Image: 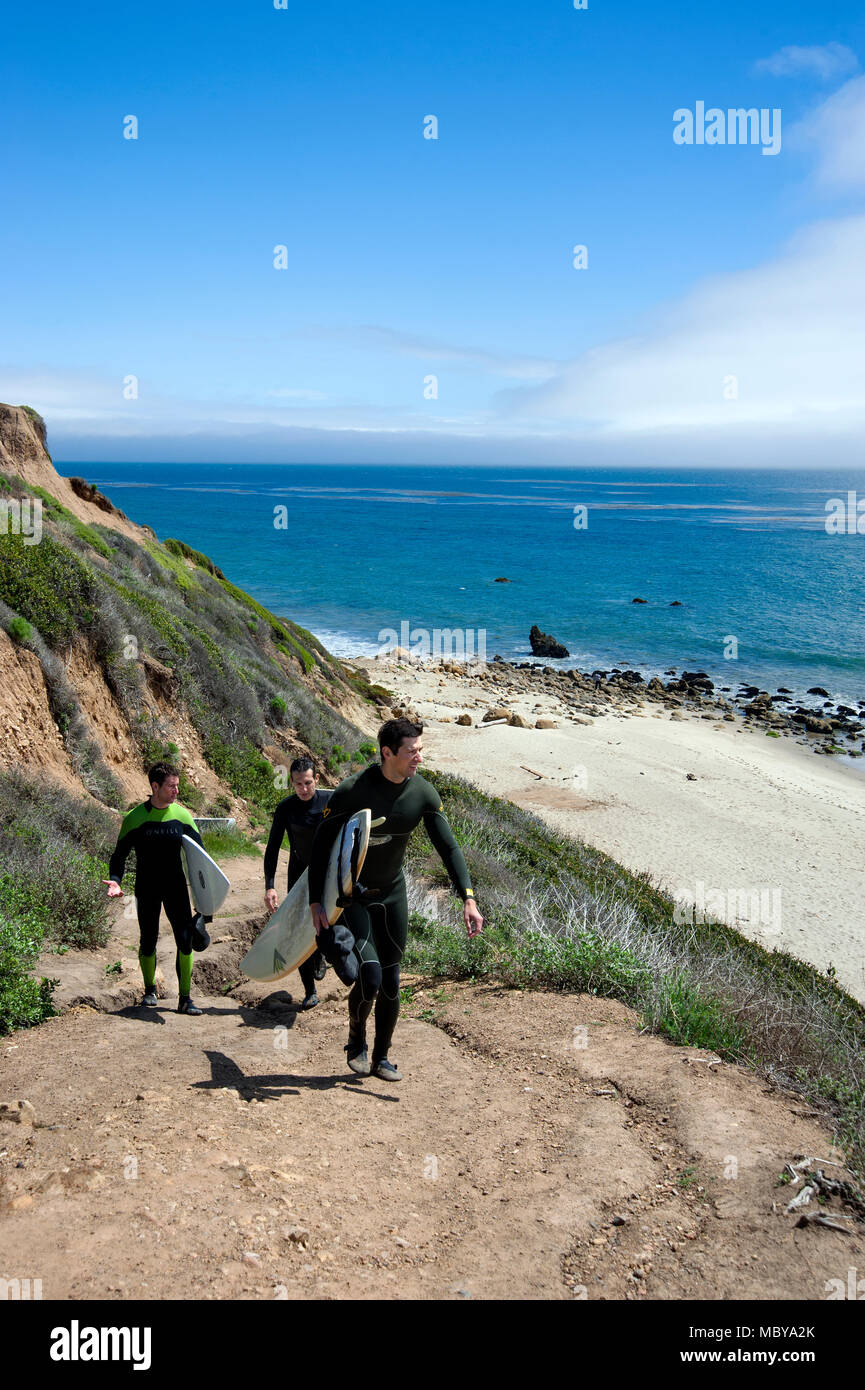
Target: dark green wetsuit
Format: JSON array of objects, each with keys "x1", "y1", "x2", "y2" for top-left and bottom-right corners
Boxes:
[
  {"x1": 108, "y1": 799, "x2": 203, "y2": 997},
  {"x1": 307, "y1": 765, "x2": 473, "y2": 1063}
]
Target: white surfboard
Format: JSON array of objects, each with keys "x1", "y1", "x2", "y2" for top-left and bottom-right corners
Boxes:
[
  {"x1": 182, "y1": 835, "x2": 231, "y2": 916},
  {"x1": 240, "y1": 809, "x2": 375, "y2": 983}
]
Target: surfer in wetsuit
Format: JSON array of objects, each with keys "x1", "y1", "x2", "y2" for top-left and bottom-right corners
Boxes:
[
  {"x1": 103, "y1": 762, "x2": 207, "y2": 1015},
  {"x1": 308, "y1": 718, "x2": 483, "y2": 1081},
  {"x1": 264, "y1": 757, "x2": 332, "y2": 1010}
]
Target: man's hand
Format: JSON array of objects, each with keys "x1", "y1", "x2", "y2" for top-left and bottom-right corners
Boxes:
[
  {"x1": 102, "y1": 879, "x2": 123, "y2": 899},
  {"x1": 464, "y1": 897, "x2": 484, "y2": 937},
  {"x1": 309, "y1": 903, "x2": 329, "y2": 936},
  {"x1": 265, "y1": 889, "x2": 278, "y2": 914}
]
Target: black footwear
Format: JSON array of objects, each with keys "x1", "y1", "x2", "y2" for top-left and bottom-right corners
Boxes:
[
  {"x1": 372, "y1": 1056, "x2": 402, "y2": 1081},
  {"x1": 313, "y1": 952, "x2": 327, "y2": 982},
  {"x1": 345, "y1": 1039, "x2": 370, "y2": 1076},
  {"x1": 301, "y1": 991, "x2": 319, "y2": 1011},
  {"x1": 177, "y1": 996, "x2": 203, "y2": 1015},
  {"x1": 190, "y1": 913, "x2": 211, "y2": 952},
  {"x1": 142, "y1": 987, "x2": 158, "y2": 1008}
]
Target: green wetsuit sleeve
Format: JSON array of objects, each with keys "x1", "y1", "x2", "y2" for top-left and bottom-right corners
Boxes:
[
  {"x1": 422, "y1": 793, "x2": 474, "y2": 901},
  {"x1": 174, "y1": 805, "x2": 204, "y2": 847},
  {"x1": 307, "y1": 780, "x2": 361, "y2": 905}
]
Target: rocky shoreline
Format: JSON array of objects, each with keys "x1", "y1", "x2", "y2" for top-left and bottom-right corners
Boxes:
[{"x1": 358, "y1": 651, "x2": 865, "y2": 759}]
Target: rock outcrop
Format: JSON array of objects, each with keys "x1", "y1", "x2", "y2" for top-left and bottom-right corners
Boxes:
[
  {"x1": 0, "y1": 405, "x2": 141, "y2": 542},
  {"x1": 529, "y1": 625, "x2": 569, "y2": 659}
]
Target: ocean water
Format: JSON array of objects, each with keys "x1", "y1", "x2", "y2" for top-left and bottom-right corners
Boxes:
[{"x1": 68, "y1": 463, "x2": 865, "y2": 708}]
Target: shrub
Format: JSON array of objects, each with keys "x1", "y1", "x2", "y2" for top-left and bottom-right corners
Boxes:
[
  {"x1": 7, "y1": 614, "x2": 34, "y2": 645},
  {"x1": 164, "y1": 537, "x2": 225, "y2": 579},
  {"x1": 0, "y1": 532, "x2": 100, "y2": 647},
  {"x1": 642, "y1": 977, "x2": 747, "y2": 1058},
  {"x1": 201, "y1": 827, "x2": 262, "y2": 861},
  {"x1": 0, "y1": 770, "x2": 116, "y2": 949},
  {"x1": 0, "y1": 911, "x2": 57, "y2": 1035}
]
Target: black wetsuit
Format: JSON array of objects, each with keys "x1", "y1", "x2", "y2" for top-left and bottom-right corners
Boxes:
[
  {"x1": 264, "y1": 788, "x2": 332, "y2": 996},
  {"x1": 307, "y1": 765, "x2": 473, "y2": 1063}
]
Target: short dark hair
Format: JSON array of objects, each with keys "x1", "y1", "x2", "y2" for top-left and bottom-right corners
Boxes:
[
  {"x1": 378, "y1": 718, "x2": 423, "y2": 757},
  {"x1": 148, "y1": 762, "x2": 180, "y2": 788},
  {"x1": 290, "y1": 756, "x2": 316, "y2": 778}
]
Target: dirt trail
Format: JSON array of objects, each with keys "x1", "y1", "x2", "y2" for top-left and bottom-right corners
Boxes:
[{"x1": 1, "y1": 856, "x2": 862, "y2": 1301}]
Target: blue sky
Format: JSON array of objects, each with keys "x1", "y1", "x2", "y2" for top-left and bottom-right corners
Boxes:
[{"x1": 2, "y1": 0, "x2": 865, "y2": 465}]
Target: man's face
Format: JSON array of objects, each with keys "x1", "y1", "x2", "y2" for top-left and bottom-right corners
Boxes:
[
  {"x1": 152, "y1": 774, "x2": 180, "y2": 805},
  {"x1": 385, "y1": 736, "x2": 422, "y2": 779},
  {"x1": 291, "y1": 769, "x2": 317, "y2": 801}
]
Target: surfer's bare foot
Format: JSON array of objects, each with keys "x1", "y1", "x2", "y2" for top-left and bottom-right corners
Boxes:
[
  {"x1": 177, "y1": 996, "x2": 203, "y2": 1016},
  {"x1": 372, "y1": 1057, "x2": 402, "y2": 1081}
]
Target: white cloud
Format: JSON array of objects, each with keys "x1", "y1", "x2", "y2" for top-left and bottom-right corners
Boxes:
[
  {"x1": 301, "y1": 323, "x2": 561, "y2": 380},
  {"x1": 789, "y1": 74, "x2": 865, "y2": 190},
  {"x1": 494, "y1": 214, "x2": 865, "y2": 436},
  {"x1": 754, "y1": 43, "x2": 859, "y2": 81},
  {"x1": 264, "y1": 387, "x2": 328, "y2": 402}
]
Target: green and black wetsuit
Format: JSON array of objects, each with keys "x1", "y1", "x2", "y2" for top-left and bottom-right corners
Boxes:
[
  {"x1": 108, "y1": 800, "x2": 203, "y2": 997},
  {"x1": 307, "y1": 765, "x2": 473, "y2": 1063}
]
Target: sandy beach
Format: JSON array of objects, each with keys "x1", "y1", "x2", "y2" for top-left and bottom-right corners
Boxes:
[{"x1": 356, "y1": 655, "x2": 865, "y2": 1006}]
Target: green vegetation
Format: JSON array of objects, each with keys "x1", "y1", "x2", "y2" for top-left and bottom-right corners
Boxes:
[
  {"x1": 404, "y1": 913, "x2": 649, "y2": 1004},
  {"x1": 200, "y1": 825, "x2": 262, "y2": 861},
  {"x1": 0, "y1": 531, "x2": 100, "y2": 646},
  {"x1": 0, "y1": 453, "x2": 363, "y2": 822},
  {"x1": 675, "y1": 1166, "x2": 702, "y2": 1192},
  {"x1": 142, "y1": 538, "x2": 200, "y2": 592},
  {"x1": 404, "y1": 767, "x2": 865, "y2": 1173},
  {"x1": 164, "y1": 537, "x2": 225, "y2": 579},
  {"x1": 344, "y1": 667, "x2": 394, "y2": 706},
  {"x1": 26, "y1": 481, "x2": 115, "y2": 559},
  {"x1": 327, "y1": 742, "x2": 350, "y2": 773},
  {"x1": 203, "y1": 735, "x2": 281, "y2": 814},
  {"x1": 19, "y1": 405, "x2": 44, "y2": 427},
  {"x1": 100, "y1": 574, "x2": 189, "y2": 664},
  {"x1": 7, "y1": 614, "x2": 34, "y2": 645},
  {"x1": 0, "y1": 912, "x2": 57, "y2": 1035},
  {"x1": 0, "y1": 769, "x2": 123, "y2": 1033},
  {"x1": 0, "y1": 471, "x2": 114, "y2": 559},
  {"x1": 642, "y1": 976, "x2": 747, "y2": 1055}
]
